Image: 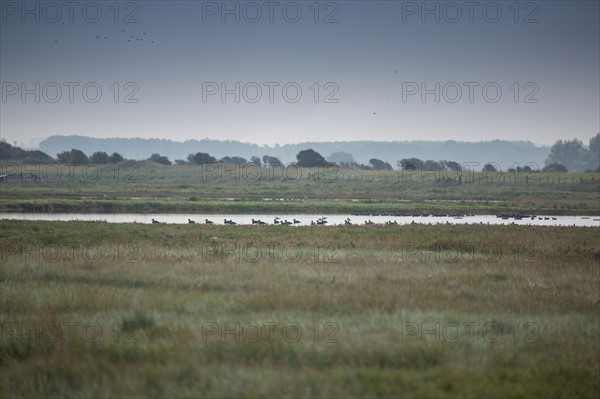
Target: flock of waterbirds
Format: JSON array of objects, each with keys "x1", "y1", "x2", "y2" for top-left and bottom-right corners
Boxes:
[
  {"x1": 51, "y1": 25, "x2": 156, "y2": 44},
  {"x1": 146, "y1": 213, "x2": 587, "y2": 226},
  {"x1": 151, "y1": 216, "x2": 328, "y2": 225}
]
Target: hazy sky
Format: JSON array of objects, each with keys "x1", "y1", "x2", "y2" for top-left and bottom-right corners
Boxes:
[{"x1": 1, "y1": 0, "x2": 598, "y2": 147}]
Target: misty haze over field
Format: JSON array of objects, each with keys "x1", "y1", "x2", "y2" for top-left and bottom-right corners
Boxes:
[
  {"x1": 1, "y1": 2, "x2": 599, "y2": 398},
  {"x1": 1, "y1": 1, "x2": 599, "y2": 146},
  {"x1": 39, "y1": 135, "x2": 550, "y2": 169}
]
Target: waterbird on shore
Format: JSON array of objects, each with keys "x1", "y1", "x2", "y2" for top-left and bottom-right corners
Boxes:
[
  {"x1": 205, "y1": 219, "x2": 214, "y2": 224},
  {"x1": 293, "y1": 219, "x2": 301, "y2": 224},
  {"x1": 151, "y1": 218, "x2": 160, "y2": 224},
  {"x1": 188, "y1": 219, "x2": 196, "y2": 224}
]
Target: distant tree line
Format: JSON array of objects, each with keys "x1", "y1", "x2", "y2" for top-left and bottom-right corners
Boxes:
[
  {"x1": 0, "y1": 141, "x2": 127, "y2": 165},
  {"x1": 147, "y1": 136, "x2": 600, "y2": 173},
  {"x1": 397, "y1": 159, "x2": 461, "y2": 172},
  {"x1": 544, "y1": 134, "x2": 599, "y2": 172},
  {"x1": 3, "y1": 136, "x2": 599, "y2": 173},
  {"x1": 395, "y1": 158, "x2": 575, "y2": 173},
  {"x1": 181, "y1": 152, "x2": 280, "y2": 167},
  {"x1": 58, "y1": 149, "x2": 124, "y2": 164},
  {"x1": 390, "y1": 135, "x2": 599, "y2": 173},
  {"x1": 0, "y1": 141, "x2": 54, "y2": 163}
]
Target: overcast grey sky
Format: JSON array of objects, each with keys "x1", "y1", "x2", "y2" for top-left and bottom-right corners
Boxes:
[{"x1": 1, "y1": 0, "x2": 598, "y2": 147}]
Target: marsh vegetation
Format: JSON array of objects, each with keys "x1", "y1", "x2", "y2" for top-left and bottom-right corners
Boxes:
[{"x1": 1, "y1": 220, "x2": 598, "y2": 397}]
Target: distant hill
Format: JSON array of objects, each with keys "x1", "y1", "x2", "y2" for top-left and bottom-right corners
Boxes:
[{"x1": 39, "y1": 135, "x2": 550, "y2": 170}]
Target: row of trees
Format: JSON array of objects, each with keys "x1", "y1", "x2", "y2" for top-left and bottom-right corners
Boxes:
[
  {"x1": 0, "y1": 142, "x2": 126, "y2": 165},
  {"x1": 397, "y1": 159, "x2": 462, "y2": 172},
  {"x1": 0, "y1": 141, "x2": 55, "y2": 163},
  {"x1": 3, "y1": 136, "x2": 598, "y2": 172},
  {"x1": 167, "y1": 149, "x2": 334, "y2": 168},
  {"x1": 545, "y1": 134, "x2": 599, "y2": 172},
  {"x1": 58, "y1": 149, "x2": 124, "y2": 164},
  {"x1": 153, "y1": 153, "x2": 279, "y2": 167},
  {"x1": 177, "y1": 137, "x2": 600, "y2": 172},
  {"x1": 338, "y1": 159, "x2": 393, "y2": 170}
]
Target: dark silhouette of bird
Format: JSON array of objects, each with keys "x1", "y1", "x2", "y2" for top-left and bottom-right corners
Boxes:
[
  {"x1": 205, "y1": 219, "x2": 214, "y2": 224},
  {"x1": 188, "y1": 219, "x2": 196, "y2": 224},
  {"x1": 151, "y1": 218, "x2": 160, "y2": 224}
]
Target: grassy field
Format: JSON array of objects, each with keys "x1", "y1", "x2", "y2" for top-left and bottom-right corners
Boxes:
[
  {"x1": 1, "y1": 162, "x2": 599, "y2": 215},
  {"x1": 1, "y1": 220, "x2": 598, "y2": 397}
]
